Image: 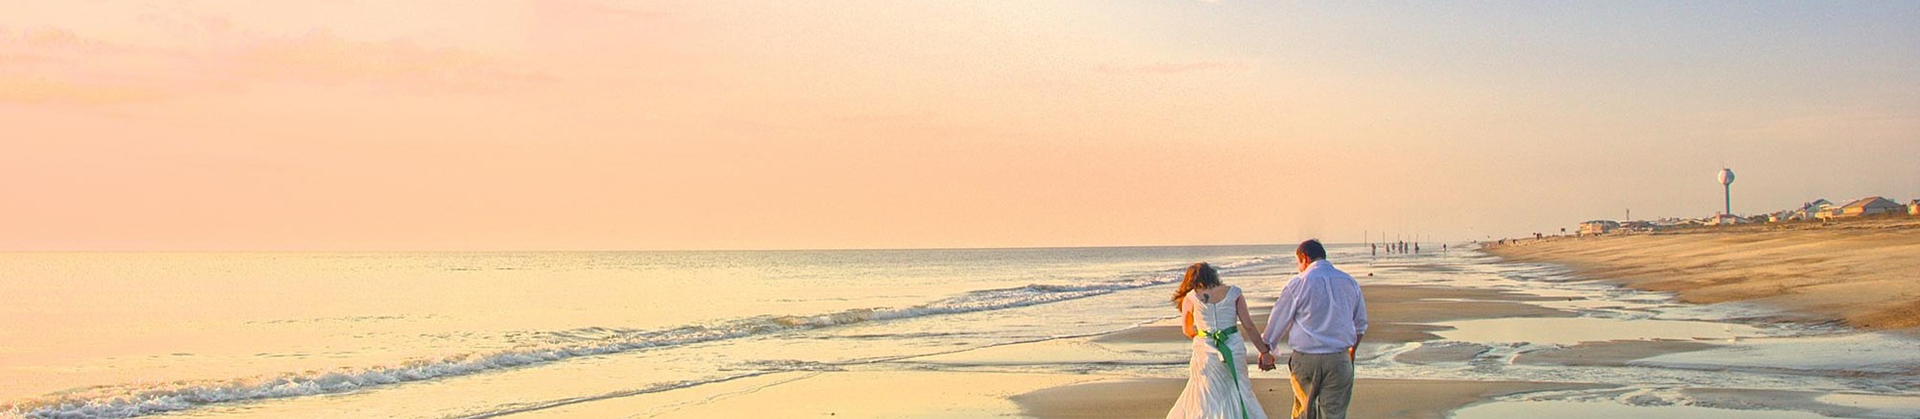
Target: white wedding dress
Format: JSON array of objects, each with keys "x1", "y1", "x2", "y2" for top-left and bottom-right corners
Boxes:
[{"x1": 1167, "y1": 285, "x2": 1269, "y2": 419}]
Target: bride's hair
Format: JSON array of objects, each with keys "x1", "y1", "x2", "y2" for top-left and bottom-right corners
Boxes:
[{"x1": 1171, "y1": 262, "x2": 1223, "y2": 308}]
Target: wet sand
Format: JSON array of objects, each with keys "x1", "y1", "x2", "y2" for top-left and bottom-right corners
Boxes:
[
  {"x1": 1093, "y1": 284, "x2": 1572, "y2": 346},
  {"x1": 1395, "y1": 341, "x2": 1492, "y2": 364},
  {"x1": 1512, "y1": 339, "x2": 1720, "y2": 367},
  {"x1": 1484, "y1": 225, "x2": 1920, "y2": 329},
  {"x1": 1017, "y1": 282, "x2": 1611, "y2": 419},
  {"x1": 499, "y1": 371, "x2": 1100, "y2": 419},
  {"x1": 1014, "y1": 378, "x2": 1607, "y2": 419}
]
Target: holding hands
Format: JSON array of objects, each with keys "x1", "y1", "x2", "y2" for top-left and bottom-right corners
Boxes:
[{"x1": 1256, "y1": 351, "x2": 1277, "y2": 371}]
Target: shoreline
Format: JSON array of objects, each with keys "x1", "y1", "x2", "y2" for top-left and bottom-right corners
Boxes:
[{"x1": 1482, "y1": 223, "x2": 1920, "y2": 330}]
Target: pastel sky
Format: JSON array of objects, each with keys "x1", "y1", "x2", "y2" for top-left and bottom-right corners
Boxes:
[{"x1": 3, "y1": 1, "x2": 1918, "y2": 251}]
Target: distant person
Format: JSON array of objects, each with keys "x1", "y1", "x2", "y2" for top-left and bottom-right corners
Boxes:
[
  {"x1": 1166, "y1": 262, "x2": 1272, "y2": 419},
  {"x1": 1259, "y1": 240, "x2": 1367, "y2": 419}
]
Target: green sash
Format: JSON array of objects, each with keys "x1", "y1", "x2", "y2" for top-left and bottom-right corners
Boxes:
[{"x1": 1200, "y1": 325, "x2": 1251, "y2": 419}]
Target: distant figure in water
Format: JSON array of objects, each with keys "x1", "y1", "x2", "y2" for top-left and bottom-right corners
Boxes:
[
  {"x1": 1166, "y1": 262, "x2": 1272, "y2": 419},
  {"x1": 1369, "y1": 243, "x2": 1376, "y2": 256}
]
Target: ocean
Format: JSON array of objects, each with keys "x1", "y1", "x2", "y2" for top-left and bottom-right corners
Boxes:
[{"x1": 0, "y1": 245, "x2": 1289, "y2": 419}]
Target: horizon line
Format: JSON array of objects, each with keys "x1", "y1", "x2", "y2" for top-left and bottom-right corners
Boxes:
[{"x1": 0, "y1": 240, "x2": 1469, "y2": 254}]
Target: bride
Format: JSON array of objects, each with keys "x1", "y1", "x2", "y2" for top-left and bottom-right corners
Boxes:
[{"x1": 1166, "y1": 262, "x2": 1271, "y2": 419}]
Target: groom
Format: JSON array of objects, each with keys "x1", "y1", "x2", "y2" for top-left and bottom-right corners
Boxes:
[{"x1": 1258, "y1": 239, "x2": 1368, "y2": 419}]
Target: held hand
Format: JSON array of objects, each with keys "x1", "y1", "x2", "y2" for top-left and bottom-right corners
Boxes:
[{"x1": 1257, "y1": 352, "x2": 1277, "y2": 371}]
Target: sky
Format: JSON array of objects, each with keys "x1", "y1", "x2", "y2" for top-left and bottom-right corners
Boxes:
[{"x1": 2, "y1": 1, "x2": 1918, "y2": 251}]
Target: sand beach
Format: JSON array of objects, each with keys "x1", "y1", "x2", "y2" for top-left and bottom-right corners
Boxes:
[{"x1": 1486, "y1": 220, "x2": 1920, "y2": 330}]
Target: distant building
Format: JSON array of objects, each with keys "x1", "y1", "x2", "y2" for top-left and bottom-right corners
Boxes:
[
  {"x1": 1708, "y1": 213, "x2": 1747, "y2": 226},
  {"x1": 1803, "y1": 199, "x2": 1835, "y2": 219},
  {"x1": 1578, "y1": 220, "x2": 1620, "y2": 236},
  {"x1": 1654, "y1": 217, "x2": 1701, "y2": 228},
  {"x1": 1817, "y1": 206, "x2": 1846, "y2": 221},
  {"x1": 1776, "y1": 199, "x2": 1834, "y2": 222},
  {"x1": 1620, "y1": 220, "x2": 1656, "y2": 232},
  {"x1": 1835, "y1": 196, "x2": 1904, "y2": 218}
]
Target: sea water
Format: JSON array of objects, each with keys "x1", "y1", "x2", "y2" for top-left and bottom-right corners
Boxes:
[{"x1": 0, "y1": 246, "x2": 1287, "y2": 419}]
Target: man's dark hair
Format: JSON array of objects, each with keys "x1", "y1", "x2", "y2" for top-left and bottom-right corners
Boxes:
[{"x1": 1297, "y1": 239, "x2": 1327, "y2": 261}]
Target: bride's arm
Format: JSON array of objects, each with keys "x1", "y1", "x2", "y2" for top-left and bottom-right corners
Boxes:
[
  {"x1": 1235, "y1": 295, "x2": 1271, "y2": 355},
  {"x1": 1181, "y1": 300, "x2": 1198, "y2": 339}
]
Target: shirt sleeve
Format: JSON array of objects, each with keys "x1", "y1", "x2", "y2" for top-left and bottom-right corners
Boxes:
[
  {"x1": 1263, "y1": 277, "x2": 1301, "y2": 350},
  {"x1": 1352, "y1": 284, "x2": 1369, "y2": 336}
]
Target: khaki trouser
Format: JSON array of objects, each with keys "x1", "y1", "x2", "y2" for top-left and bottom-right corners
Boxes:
[{"x1": 1287, "y1": 352, "x2": 1354, "y2": 419}]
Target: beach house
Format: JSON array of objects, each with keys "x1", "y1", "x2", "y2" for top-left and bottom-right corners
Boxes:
[
  {"x1": 1800, "y1": 199, "x2": 1833, "y2": 220},
  {"x1": 1620, "y1": 221, "x2": 1656, "y2": 232},
  {"x1": 1708, "y1": 213, "x2": 1746, "y2": 226},
  {"x1": 1772, "y1": 199, "x2": 1835, "y2": 222},
  {"x1": 1578, "y1": 220, "x2": 1620, "y2": 236},
  {"x1": 1834, "y1": 197, "x2": 1904, "y2": 218},
  {"x1": 1652, "y1": 218, "x2": 1699, "y2": 229}
]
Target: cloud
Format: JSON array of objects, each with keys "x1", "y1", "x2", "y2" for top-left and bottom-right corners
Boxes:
[
  {"x1": 0, "y1": 75, "x2": 169, "y2": 105},
  {"x1": 20, "y1": 27, "x2": 90, "y2": 49},
  {"x1": 534, "y1": 0, "x2": 670, "y2": 20},
  {"x1": 4, "y1": 26, "x2": 154, "y2": 60},
  {"x1": 231, "y1": 29, "x2": 540, "y2": 92},
  {"x1": 0, "y1": 23, "x2": 547, "y2": 106},
  {"x1": 0, "y1": 28, "x2": 177, "y2": 105},
  {"x1": 1093, "y1": 60, "x2": 1250, "y2": 75}
]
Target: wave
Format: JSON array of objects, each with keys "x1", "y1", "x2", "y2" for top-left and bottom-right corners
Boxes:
[
  {"x1": 1217, "y1": 255, "x2": 1280, "y2": 270},
  {"x1": 5, "y1": 255, "x2": 1283, "y2": 419}
]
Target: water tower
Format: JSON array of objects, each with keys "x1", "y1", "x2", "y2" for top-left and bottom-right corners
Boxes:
[{"x1": 1718, "y1": 168, "x2": 1736, "y2": 215}]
